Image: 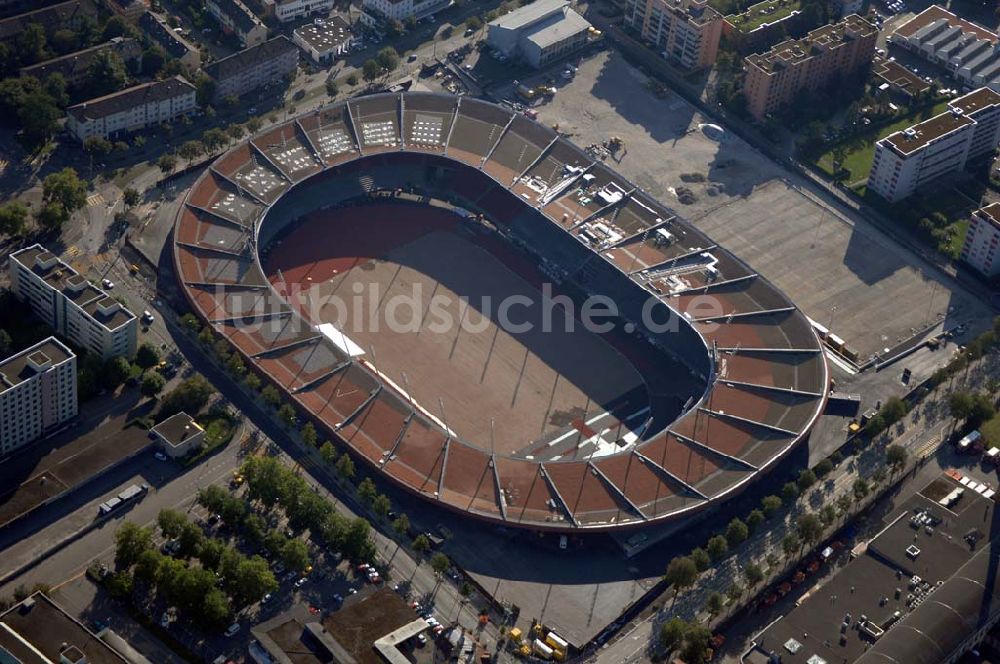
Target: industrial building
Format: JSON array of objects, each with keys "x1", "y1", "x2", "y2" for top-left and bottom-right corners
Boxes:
[
  {"x1": 890, "y1": 5, "x2": 1000, "y2": 93},
  {"x1": 867, "y1": 87, "x2": 1000, "y2": 202},
  {"x1": 65, "y1": 75, "x2": 198, "y2": 142},
  {"x1": 205, "y1": 36, "x2": 299, "y2": 102},
  {"x1": 0, "y1": 338, "x2": 77, "y2": 457},
  {"x1": 487, "y1": 0, "x2": 594, "y2": 69},
  {"x1": 961, "y1": 202, "x2": 1000, "y2": 278},
  {"x1": 624, "y1": 0, "x2": 723, "y2": 70},
  {"x1": 293, "y1": 16, "x2": 354, "y2": 64},
  {"x1": 743, "y1": 14, "x2": 877, "y2": 120},
  {"x1": 9, "y1": 244, "x2": 138, "y2": 360}
]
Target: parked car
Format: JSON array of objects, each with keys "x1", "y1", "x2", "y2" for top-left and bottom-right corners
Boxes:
[
  {"x1": 225, "y1": 623, "x2": 241, "y2": 636},
  {"x1": 154, "y1": 451, "x2": 168, "y2": 462}
]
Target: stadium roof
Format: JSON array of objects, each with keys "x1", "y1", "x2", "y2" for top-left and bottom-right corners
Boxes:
[{"x1": 173, "y1": 93, "x2": 828, "y2": 532}]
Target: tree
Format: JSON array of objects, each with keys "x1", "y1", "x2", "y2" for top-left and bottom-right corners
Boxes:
[
  {"x1": 680, "y1": 624, "x2": 713, "y2": 664},
  {"x1": 346, "y1": 73, "x2": 359, "y2": 86},
  {"x1": 102, "y1": 355, "x2": 131, "y2": 389},
  {"x1": 16, "y1": 24, "x2": 48, "y2": 65},
  {"x1": 705, "y1": 591, "x2": 724, "y2": 619},
  {"x1": 245, "y1": 372, "x2": 261, "y2": 392},
  {"x1": 134, "y1": 549, "x2": 163, "y2": 585},
  {"x1": 797, "y1": 468, "x2": 816, "y2": 492},
  {"x1": 853, "y1": 477, "x2": 870, "y2": 502},
  {"x1": 158, "y1": 508, "x2": 188, "y2": 539},
  {"x1": 430, "y1": 552, "x2": 450, "y2": 576},
  {"x1": 201, "y1": 127, "x2": 227, "y2": 153},
  {"x1": 881, "y1": 396, "x2": 908, "y2": 426},
  {"x1": 140, "y1": 46, "x2": 166, "y2": 76},
  {"x1": 178, "y1": 140, "x2": 203, "y2": 161},
  {"x1": 660, "y1": 617, "x2": 687, "y2": 651},
  {"x1": 86, "y1": 50, "x2": 128, "y2": 97},
  {"x1": 362, "y1": 58, "x2": 382, "y2": 83},
  {"x1": 746, "y1": 509, "x2": 765, "y2": 534},
  {"x1": 820, "y1": 504, "x2": 836, "y2": 526},
  {"x1": 413, "y1": 534, "x2": 430, "y2": 553},
  {"x1": 195, "y1": 76, "x2": 216, "y2": 107},
  {"x1": 664, "y1": 556, "x2": 698, "y2": 603},
  {"x1": 43, "y1": 168, "x2": 87, "y2": 218},
  {"x1": 725, "y1": 518, "x2": 748, "y2": 547},
  {"x1": 320, "y1": 441, "x2": 337, "y2": 464},
  {"x1": 796, "y1": 513, "x2": 823, "y2": 552},
  {"x1": 392, "y1": 513, "x2": 410, "y2": 537},
  {"x1": 706, "y1": 535, "x2": 728, "y2": 561},
  {"x1": 18, "y1": 90, "x2": 61, "y2": 149},
  {"x1": 326, "y1": 79, "x2": 339, "y2": 97},
  {"x1": 247, "y1": 116, "x2": 263, "y2": 133},
  {"x1": 226, "y1": 352, "x2": 245, "y2": 377},
  {"x1": 373, "y1": 494, "x2": 391, "y2": 519},
  {"x1": 278, "y1": 403, "x2": 297, "y2": 428},
  {"x1": 157, "y1": 153, "x2": 177, "y2": 174},
  {"x1": 781, "y1": 532, "x2": 799, "y2": 558},
  {"x1": 336, "y1": 452, "x2": 356, "y2": 481},
  {"x1": 358, "y1": 477, "x2": 377, "y2": 504},
  {"x1": 281, "y1": 538, "x2": 310, "y2": 573},
  {"x1": 230, "y1": 555, "x2": 277, "y2": 607},
  {"x1": 0, "y1": 201, "x2": 28, "y2": 236},
  {"x1": 466, "y1": 15, "x2": 483, "y2": 30},
  {"x1": 261, "y1": 384, "x2": 281, "y2": 408},
  {"x1": 226, "y1": 124, "x2": 245, "y2": 143},
  {"x1": 690, "y1": 547, "x2": 710, "y2": 572},
  {"x1": 782, "y1": 481, "x2": 800, "y2": 503},
  {"x1": 243, "y1": 514, "x2": 266, "y2": 545},
  {"x1": 198, "y1": 485, "x2": 228, "y2": 513},
  {"x1": 761, "y1": 494, "x2": 782, "y2": 518},
  {"x1": 136, "y1": 342, "x2": 160, "y2": 368},
  {"x1": 201, "y1": 587, "x2": 231, "y2": 627},
  {"x1": 743, "y1": 563, "x2": 764, "y2": 589},
  {"x1": 177, "y1": 520, "x2": 205, "y2": 557},
  {"x1": 969, "y1": 393, "x2": 996, "y2": 427},
  {"x1": 122, "y1": 186, "x2": 141, "y2": 209},
  {"x1": 377, "y1": 47, "x2": 400, "y2": 72},
  {"x1": 140, "y1": 371, "x2": 165, "y2": 397},
  {"x1": 101, "y1": 15, "x2": 133, "y2": 41},
  {"x1": 301, "y1": 422, "x2": 318, "y2": 447},
  {"x1": 886, "y1": 444, "x2": 908, "y2": 473},
  {"x1": 114, "y1": 521, "x2": 153, "y2": 568},
  {"x1": 814, "y1": 458, "x2": 834, "y2": 478},
  {"x1": 159, "y1": 374, "x2": 213, "y2": 417}
]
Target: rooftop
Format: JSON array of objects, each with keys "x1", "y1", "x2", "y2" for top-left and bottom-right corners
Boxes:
[
  {"x1": 872, "y1": 58, "x2": 931, "y2": 96},
  {"x1": 975, "y1": 202, "x2": 1000, "y2": 228},
  {"x1": 950, "y1": 85, "x2": 1000, "y2": 115},
  {"x1": 293, "y1": 16, "x2": 353, "y2": 53},
  {"x1": 523, "y1": 7, "x2": 592, "y2": 50},
  {"x1": 746, "y1": 14, "x2": 876, "y2": 73},
  {"x1": 151, "y1": 412, "x2": 204, "y2": 447},
  {"x1": 208, "y1": 0, "x2": 264, "y2": 35},
  {"x1": 19, "y1": 37, "x2": 140, "y2": 81},
  {"x1": 880, "y1": 108, "x2": 975, "y2": 156},
  {"x1": 321, "y1": 588, "x2": 420, "y2": 664},
  {"x1": 67, "y1": 76, "x2": 195, "y2": 123},
  {"x1": 205, "y1": 35, "x2": 298, "y2": 82},
  {"x1": 489, "y1": 0, "x2": 570, "y2": 30},
  {"x1": 0, "y1": 338, "x2": 73, "y2": 393},
  {"x1": 0, "y1": 0, "x2": 98, "y2": 40},
  {"x1": 893, "y1": 4, "x2": 997, "y2": 43},
  {"x1": 139, "y1": 11, "x2": 200, "y2": 60},
  {"x1": 0, "y1": 593, "x2": 126, "y2": 664}
]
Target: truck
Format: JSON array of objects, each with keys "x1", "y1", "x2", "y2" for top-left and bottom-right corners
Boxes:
[{"x1": 98, "y1": 483, "x2": 149, "y2": 516}]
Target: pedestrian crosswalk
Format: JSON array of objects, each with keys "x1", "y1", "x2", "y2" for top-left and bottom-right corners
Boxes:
[
  {"x1": 86, "y1": 193, "x2": 105, "y2": 207},
  {"x1": 915, "y1": 432, "x2": 943, "y2": 460}
]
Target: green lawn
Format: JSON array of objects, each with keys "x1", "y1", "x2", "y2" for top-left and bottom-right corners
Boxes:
[
  {"x1": 814, "y1": 99, "x2": 951, "y2": 184},
  {"x1": 983, "y1": 413, "x2": 1000, "y2": 450},
  {"x1": 726, "y1": 0, "x2": 802, "y2": 31}
]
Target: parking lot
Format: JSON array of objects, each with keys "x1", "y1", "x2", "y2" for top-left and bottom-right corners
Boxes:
[{"x1": 531, "y1": 49, "x2": 993, "y2": 360}]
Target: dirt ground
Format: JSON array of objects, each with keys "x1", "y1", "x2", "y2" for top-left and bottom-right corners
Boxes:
[{"x1": 265, "y1": 203, "x2": 650, "y2": 457}]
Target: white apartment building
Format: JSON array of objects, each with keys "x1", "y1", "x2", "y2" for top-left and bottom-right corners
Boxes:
[
  {"x1": 961, "y1": 203, "x2": 1000, "y2": 277},
  {"x1": 867, "y1": 87, "x2": 1000, "y2": 202},
  {"x1": 273, "y1": 0, "x2": 334, "y2": 22},
  {"x1": 0, "y1": 337, "x2": 77, "y2": 456},
  {"x1": 9, "y1": 245, "x2": 138, "y2": 360},
  {"x1": 65, "y1": 76, "x2": 197, "y2": 142},
  {"x1": 361, "y1": 0, "x2": 450, "y2": 25}
]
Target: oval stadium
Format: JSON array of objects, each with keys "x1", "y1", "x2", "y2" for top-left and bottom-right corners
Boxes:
[{"x1": 173, "y1": 92, "x2": 828, "y2": 533}]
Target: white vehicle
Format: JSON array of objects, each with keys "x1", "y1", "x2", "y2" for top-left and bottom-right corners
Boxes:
[
  {"x1": 225, "y1": 622, "x2": 241, "y2": 636},
  {"x1": 142, "y1": 310, "x2": 155, "y2": 324},
  {"x1": 102, "y1": 279, "x2": 114, "y2": 289},
  {"x1": 154, "y1": 451, "x2": 168, "y2": 461}
]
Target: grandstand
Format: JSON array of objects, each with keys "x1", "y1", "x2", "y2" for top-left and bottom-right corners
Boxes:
[{"x1": 174, "y1": 93, "x2": 828, "y2": 532}]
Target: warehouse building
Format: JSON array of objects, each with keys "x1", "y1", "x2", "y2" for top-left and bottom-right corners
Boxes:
[{"x1": 487, "y1": 0, "x2": 594, "y2": 69}]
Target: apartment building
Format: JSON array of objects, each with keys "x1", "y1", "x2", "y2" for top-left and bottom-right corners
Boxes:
[
  {"x1": 361, "y1": 0, "x2": 451, "y2": 25},
  {"x1": 205, "y1": 35, "x2": 299, "y2": 102},
  {"x1": 890, "y1": 5, "x2": 1000, "y2": 93},
  {"x1": 206, "y1": 0, "x2": 269, "y2": 48},
  {"x1": 623, "y1": 0, "x2": 723, "y2": 71},
  {"x1": 0, "y1": 338, "x2": 77, "y2": 456},
  {"x1": 742, "y1": 14, "x2": 877, "y2": 120},
  {"x1": 19, "y1": 37, "x2": 142, "y2": 88},
  {"x1": 0, "y1": 0, "x2": 98, "y2": 42},
  {"x1": 139, "y1": 11, "x2": 202, "y2": 70},
  {"x1": 9, "y1": 245, "x2": 138, "y2": 360},
  {"x1": 65, "y1": 75, "x2": 197, "y2": 142},
  {"x1": 867, "y1": 87, "x2": 1000, "y2": 202},
  {"x1": 487, "y1": 0, "x2": 593, "y2": 69},
  {"x1": 961, "y1": 203, "x2": 1000, "y2": 277},
  {"x1": 270, "y1": 0, "x2": 335, "y2": 23}
]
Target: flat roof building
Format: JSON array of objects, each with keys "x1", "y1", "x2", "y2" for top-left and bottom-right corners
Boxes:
[
  {"x1": 487, "y1": 0, "x2": 594, "y2": 69},
  {"x1": 743, "y1": 14, "x2": 877, "y2": 120},
  {"x1": 9, "y1": 244, "x2": 138, "y2": 360},
  {"x1": 206, "y1": 0, "x2": 269, "y2": 48},
  {"x1": 961, "y1": 203, "x2": 1000, "y2": 278},
  {"x1": 151, "y1": 412, "x2": 205, "y2": 458},
  {"x1": 872, "y1": 57, "x2": 932, "y2": 98},
  {"x1": 293, "y1": 16, "x2": 354, "y2": 65},
  {"x1": 65, "y1": 75, "x2": 197, "y2": 142},
  {"x1": 0, "y1": 338, "x2": 76, "y2": 457},
  {"x1": 624, "y1": 0, "x2": 723, "y2": 70},
  {"x1": 890, "y1": 5, "x2": 1000, "y2": 92},
  {"x1": 868, "y1": 86, "x2": 1000, "y2": 202},
  {"x1": 19, "y1": 37, "x2": 142, "y2": 88},
  {"x1": 205, "y1": 35, "x2": 299, "y2": 102}
]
